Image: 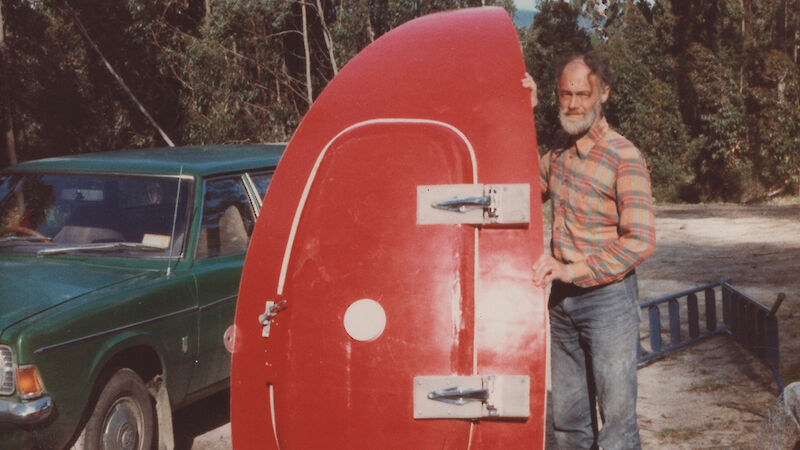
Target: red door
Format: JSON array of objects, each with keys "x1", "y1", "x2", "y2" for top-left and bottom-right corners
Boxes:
[
  {"x1": 232, "y1": 7, "x2": 546, "y2": 449},
  {"x1": 267, "y1": 121, "x2": 477, "y2": 447}
]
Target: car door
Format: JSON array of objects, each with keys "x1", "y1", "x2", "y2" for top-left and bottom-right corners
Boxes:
[{"x1": 188, "y1": 173, "x2": 259, "y2": 393}]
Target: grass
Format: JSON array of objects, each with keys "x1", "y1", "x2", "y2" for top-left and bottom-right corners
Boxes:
[
  {"x1": 686, "y1": 380, "x2": 728, "y2": 393},
  {"x1": 657, "y1": 425, "x2": 706, "y2": 443},
  {"x1": 765, "y1": 195, "x2": 800, "y2": 205}
]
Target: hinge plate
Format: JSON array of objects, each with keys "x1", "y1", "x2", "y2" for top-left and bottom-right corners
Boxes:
[
  {"x1": 417, "y1": 184, "x2": 529, "y2": 226},
  {"x1": 413, "y1": 375, "x2": 530, "y2": 419}
]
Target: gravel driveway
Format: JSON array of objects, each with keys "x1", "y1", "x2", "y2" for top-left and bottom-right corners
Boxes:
[{"x1": 184, "y1": 203, "x2": 800, "y2": 449}]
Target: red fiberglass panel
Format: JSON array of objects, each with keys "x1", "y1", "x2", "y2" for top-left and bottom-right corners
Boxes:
[{"x1": 232, "y1": 7, "x2": 546, "y2": 449}]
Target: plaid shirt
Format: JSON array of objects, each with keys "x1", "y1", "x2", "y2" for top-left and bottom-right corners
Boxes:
[{"x1": 540, "y1": 118, "x2": 655, "y2": 288}]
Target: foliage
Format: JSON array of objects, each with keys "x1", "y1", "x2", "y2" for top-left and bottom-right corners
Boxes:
[
  {"x1": 747, "y1": 50, "x2": 800, "y2": 193},
  {"x1": 600, "y1": 0, "x2": 691, "y2": 201},
  {"x1": 163, "y1": 0, "x2": 300, "y2": 144},
  {"x1": 523, "y1": 0, "x2": 800, "y2": 202},
  {"x1": 519, "y1": 0, "x2": 591, "y2": 148},
  {"x1": 1, "y1": 0, "x2": 799, "y2": 202}
]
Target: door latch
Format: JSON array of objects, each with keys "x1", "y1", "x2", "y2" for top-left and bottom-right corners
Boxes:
[
  {"x1": 427, "y1": 386, "x2": 489, "y2": 405},
  {"x1": 431, "y1": 194, "x2": 492, "y2": 214},
  {"x1": 417, "y1": 184, "x2": 529, "y2": 226},
  {"x1": 258, "y1": 300, "x2": 287, "y2": 338},
  {"x1": 414, "y1": 375, "x2": 530, "y2": 419}
]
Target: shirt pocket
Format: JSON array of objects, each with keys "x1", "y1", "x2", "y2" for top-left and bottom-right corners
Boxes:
[{"x1": 575, "y1": 176, "x2": 617, "y2": 223}]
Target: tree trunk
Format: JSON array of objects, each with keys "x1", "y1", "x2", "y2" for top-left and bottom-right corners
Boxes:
[
  {"x1": 740, "y1": 0, "x2": 745, "y2": 95},
  {"x1": 315, "y1": 0, "x2": 339, "y2": 75},
  {"x1": 65, "y1": 1, "x2": 175, "y2": 147},
  {"x1": 363, "y1": 0, "x2": 375, "y2": 42},
  {"x1": 795, "y1": 2, "x2": 799, "y2": 63},
  {"x1": 0, "y1": 0, "x2": 18, "y2": 167},
  {"x1": 778, "y1": 0, "x2": 786, "y2": 52},
  {"x1": 301, "y1": 1, "x2": 313, "y2": 104}
]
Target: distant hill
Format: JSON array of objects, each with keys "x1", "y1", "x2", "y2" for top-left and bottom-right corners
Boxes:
[{"x1": 513, "y1": 9, "x2": 536, "y2": 28}]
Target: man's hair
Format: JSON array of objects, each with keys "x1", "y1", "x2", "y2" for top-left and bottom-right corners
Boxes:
[{"x1": 556, "y1": 51, "x2": 617, "y2": 89}]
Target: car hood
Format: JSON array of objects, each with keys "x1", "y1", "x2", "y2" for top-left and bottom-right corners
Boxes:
[{"x1": 0, "y1": 255, "x2": 149, "y2": 335}]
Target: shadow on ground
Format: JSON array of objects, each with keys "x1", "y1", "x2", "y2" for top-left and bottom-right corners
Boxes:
[
  {"x1": 655, "y1": 203, "x2": 800, "y2": 220},
  {"x1": 172, "y1": 388, "x2": 230, "y2": 450}
]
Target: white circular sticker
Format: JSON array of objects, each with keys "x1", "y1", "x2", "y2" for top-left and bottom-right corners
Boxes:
[{"x1": 343, "y1": 299, "x2": 386, "y2": 342}]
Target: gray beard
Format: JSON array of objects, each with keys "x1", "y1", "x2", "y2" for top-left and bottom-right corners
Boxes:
[{"x1": 559, "y1": 98, "x2": 602, "y2": 136}]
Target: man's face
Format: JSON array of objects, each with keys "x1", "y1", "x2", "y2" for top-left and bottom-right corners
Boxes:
[{"x1": 557, "y1": 60, "x2": 610, "y2": 136}]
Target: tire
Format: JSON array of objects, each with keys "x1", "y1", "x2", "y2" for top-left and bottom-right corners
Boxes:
[{"x1": 74, "y1": 368, "x2": 155, "y2": 450}]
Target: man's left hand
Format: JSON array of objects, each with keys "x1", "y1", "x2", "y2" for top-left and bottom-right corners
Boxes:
[
  {"x1": 521, "y1": 72, "x2": 538, "y2": 108},
  {"x1": 532, "y1": 254, "x2": 570, "y2": 286}
]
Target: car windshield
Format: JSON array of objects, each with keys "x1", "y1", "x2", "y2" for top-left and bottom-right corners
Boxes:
[{"x1": 0, "y1": 172, "x2": 192, "y2": 257}]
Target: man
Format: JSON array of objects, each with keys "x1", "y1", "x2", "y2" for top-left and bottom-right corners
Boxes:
[{"x1": 523, "y1": 52, "x2": 656, "y2": 449}]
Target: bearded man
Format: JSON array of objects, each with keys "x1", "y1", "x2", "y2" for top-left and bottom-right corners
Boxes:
[{"x1": 523, "y1": 52, "x2": 656, "y2": 449}]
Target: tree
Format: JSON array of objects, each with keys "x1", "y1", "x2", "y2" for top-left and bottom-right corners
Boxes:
[
  {"x1": 519, "y1": 0, "x2": 592, "y2": 148},
  {"x1": 601, "y1": 0, "x2": 692, "y2": 201},
  {"x1": 161, "y1": 0, "x2": 299, "y2": 144},
  {"x1": 0, "y1": 0, "x2": 97, "y2": 162},
  {"x1": 64, "y1": 0, "x2": 175, "y2": 146},
  {"x1": 0, "y1": 0, "x2": 18, "y2": 167},
  {"x1": 46, "y1": 0, "x2": 185, "y2": 149},
  {"x1": 5, "y1": 0, "x2": 796, "y2": 202}
]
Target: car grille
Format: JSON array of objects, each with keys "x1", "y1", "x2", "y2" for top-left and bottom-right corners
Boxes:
[{"x1": 0, "y1": 346, "x2": 14, "y2": 395}]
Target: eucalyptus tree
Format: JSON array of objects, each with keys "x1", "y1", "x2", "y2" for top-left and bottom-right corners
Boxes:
[
  {"x1": 519, "y1": 0, "x2": 592, "y2": 148},
  {"x1": 600, "y1": 0, "x2": 692, "y2": 201},
  {"x1": 0, "y1": 0, "x2": 17, "y2": 167}
]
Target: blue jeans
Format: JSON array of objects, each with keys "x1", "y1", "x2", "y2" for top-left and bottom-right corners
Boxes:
[{"x1": 549, "y1": 273, "x2": 641, "y2": 450}]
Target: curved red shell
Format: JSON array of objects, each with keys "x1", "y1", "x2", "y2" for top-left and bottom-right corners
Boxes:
[{"x1": 232, "y1": 7, "x2": 546, "y2": 448}]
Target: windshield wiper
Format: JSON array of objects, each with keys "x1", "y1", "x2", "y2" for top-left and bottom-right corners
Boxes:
[
  {"x1": 0, "y1": 235, "x2": 52, "y2": 245},
  {"x1": 37, "y1": 242, "x2": 166, "y2": 256}
]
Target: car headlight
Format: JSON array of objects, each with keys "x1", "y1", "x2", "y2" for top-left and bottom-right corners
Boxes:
[{"x1": 0, "y1": 345, "x2": 14, "y2": 395}]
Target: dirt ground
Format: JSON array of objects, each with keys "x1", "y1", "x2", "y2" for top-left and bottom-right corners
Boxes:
[
  {"x1": 187, "y1": 202, "x2": 800, "y2": 449},
  {"x1": 636, "y1": 203, "x2": 800, "y2": 449}
]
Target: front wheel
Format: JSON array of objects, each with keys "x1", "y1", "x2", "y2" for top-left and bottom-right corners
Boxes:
[{"x1": 74, "y1": 368, "x2": 155, "y2": 450}]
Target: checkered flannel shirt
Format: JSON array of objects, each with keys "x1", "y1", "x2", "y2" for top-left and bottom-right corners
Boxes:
[{"x1": 540, "y1": 117, "x2": 656, "y2": 288}]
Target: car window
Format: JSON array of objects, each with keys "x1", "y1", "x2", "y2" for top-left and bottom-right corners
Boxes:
[
  {"x1": 248, "y1": 171, "x2": 274, "y2": 202},
  {"x1": 196, "y1": 176, "x2": 256, "y2": 259},
  {"x1": 0, "y1": 173, "x2": 191, "y2": 256}
]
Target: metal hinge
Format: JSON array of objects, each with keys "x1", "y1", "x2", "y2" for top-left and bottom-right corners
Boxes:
[
  {"x1": 417, "y1": 184, "x2": 529, "y2": 226},
  {"x1": 413, "y1": 375, "x2": 530, "y2": 419},
  {"x1": 427, "y1": 386, "x2": 489, "y2": 405},
  {"x1": 258, "y1": 300, "x2": 286, "y2": 338}
]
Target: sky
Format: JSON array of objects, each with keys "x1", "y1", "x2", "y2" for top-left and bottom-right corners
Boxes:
[{"x1": 514, "y1": 0, "x2": 536, "y2": 10}]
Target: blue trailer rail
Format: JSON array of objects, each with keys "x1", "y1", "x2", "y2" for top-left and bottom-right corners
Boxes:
[{"x1": 637, "y1": 279, "x2": 785, "y2": 393}]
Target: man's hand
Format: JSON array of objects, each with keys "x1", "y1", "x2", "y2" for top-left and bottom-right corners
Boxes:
[
  {"x1": 521, "y1": 72, "x2": 538, "y2": 108},
  {"x1": 532, "y1": 254, "x2": 570, "y2": 286}
]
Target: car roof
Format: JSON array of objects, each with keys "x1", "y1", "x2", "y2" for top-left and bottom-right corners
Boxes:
[{"x1": 2, "y1": 144, "x2": 286, "y2": 177}]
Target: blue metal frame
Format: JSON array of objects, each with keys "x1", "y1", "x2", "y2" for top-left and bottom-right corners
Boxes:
[{"x1": 637, "y1": 279, "x2": 785, "y2": 393}]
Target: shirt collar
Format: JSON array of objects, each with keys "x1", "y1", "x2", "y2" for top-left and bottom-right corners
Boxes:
[{"x1": 573, "y1": 117, "x2": 608, "y2": 159}]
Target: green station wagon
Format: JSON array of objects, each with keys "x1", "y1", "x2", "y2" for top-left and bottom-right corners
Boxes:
[{"x1": 0, "y1": 144, "x2": 284, "y2": 449}]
